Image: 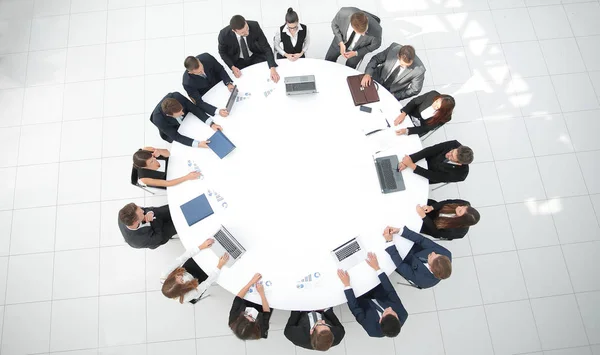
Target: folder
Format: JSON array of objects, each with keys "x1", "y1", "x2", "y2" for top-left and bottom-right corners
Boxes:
[
  {"x1": 347, "y1": 74, "x2": 380, "y2": 106},
  {"x1": 207, "y1": 130, "x2": 236, "y2": 159},
  {"x1": 180, "y1": 194, "x2": 214, "y2": 226}
]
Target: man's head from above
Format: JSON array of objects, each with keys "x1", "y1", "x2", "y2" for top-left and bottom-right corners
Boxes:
[
  {"x1": 161, "y1": 98, "x2": 184, "y2": 118},
  {"x1": 445, "y1": 146, "x2": 474, "y2": 165},
  {"x1": 184, "y1": 56, "x2": 204, "y2": 75},
  {"x1": 398, "y1": 45, "x2": 415, "y2": 68},
  {"x1": 428, "y1": 252, "x2": 452, "y2": 280},
  {"x1": 350, "y1": 12, "x2": 369, "y2": 35},
  {"x1": 230, "y1": 15, "x2": 249, "y2": 36},
  {"x1": 118, "y1": 203, "x2": 143, "y2": 227}
]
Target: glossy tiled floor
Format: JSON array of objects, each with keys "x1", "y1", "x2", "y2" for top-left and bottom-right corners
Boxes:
[{"x1": 1, "y1": 0, "x2": 600, "y2": 354}]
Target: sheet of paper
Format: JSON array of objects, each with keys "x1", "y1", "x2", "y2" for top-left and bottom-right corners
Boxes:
[{"x1": 366, "y1": 128, "x2": 399, "y2": 154}]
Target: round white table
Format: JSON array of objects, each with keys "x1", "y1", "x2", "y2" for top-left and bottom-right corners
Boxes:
[{"x1": 167, "y1": 58, "x2": 428, "y2": 311}]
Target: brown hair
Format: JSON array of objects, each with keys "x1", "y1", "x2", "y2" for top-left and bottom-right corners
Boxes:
[
  {"x1": 161, "y1": 98, "x2": 183, "y2": 116},
  {"x1": 431, "y1": 255, "x2": 452, "y2": 279},
  {"x1": 310, "y1": 327, "x2": 334, "y2": 351},
  {"x1": 457, "y1": 146, "x2": 474, "y2": 165},
  {"x1": 434, "y1": 203, "x2": 480, "y2": 229},
  {"x1": 398, "y1": 45, "x2": 415, "y2": 62},
  {"x1": 350, "y1": 12, "x2": 368, "y2": 33},
  {"x1": 427, "y1": 94, "x2": 455, "y2": 127},
  {"x1": 132, "y1": 149, "x2": 152, "y2": 168},
  {"x1": 230, "y1": 314, "x2": 261, "y2": 340},
  {"x1": 161, "y1": 267, "x2": 199, "y2": 304},
  {"x1": 118, "y1": 203, "x2": 139, "y2": 226},
  {"x1": 230, "y1": 15, "x2": 246, "y2": 30},
  {"x1": 184, "y1": 56, "x2": 200, "y2": 71}
]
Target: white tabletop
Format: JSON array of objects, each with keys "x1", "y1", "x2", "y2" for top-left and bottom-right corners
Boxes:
[{"x1": 167, "y1": 58, "x2": 428, "y2": 310}]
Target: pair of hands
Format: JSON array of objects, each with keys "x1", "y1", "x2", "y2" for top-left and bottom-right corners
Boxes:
[
  {"x1": 198, "y1": 238, "x2": 230, "y2": 269},
  {"x1": 195, "y1": 123, "x2": 223, "y2": 148},
  {"x1": 416, "y1": 204, "x2": 433, "y2": 218},
  {"x1": 284, "y1": 52, "x2": 303, "y2": 62},
  {"x1": 143, "y1": 211, "x2": 155, "y2": 223},
  {"x1": 382, "y1": 225, "x2": 401, "y2": 242},
  {"x1": 339, "y1": 43, "x2": 357, "y2": 59},
  {"x1": 397, "y1": 155, "x2": 416, "y2": 172},
  {"x1": 337, "y1": 252, "x2": 381, "y2": 287},
  {"x1": 394, "y1": 112, "x2": 408, "y2": 136},
  {"x1": 231, "y1": 66, "x2": 280, "y2": 83},
  {"x1": 249, "y1": 273, "x2": 266, "y2": 294}
]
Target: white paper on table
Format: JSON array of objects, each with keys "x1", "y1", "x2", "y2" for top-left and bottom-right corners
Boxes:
[{"x1": 366, "y1": 128, "x2": 399, "y2": 154}]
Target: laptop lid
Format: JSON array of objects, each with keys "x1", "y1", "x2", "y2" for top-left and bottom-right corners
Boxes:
[
  {"x1": 225, "y1": 85, "x2": 238, "y2": 112},
  {"x1": 180, "y1": 194, "x2": 214, "y2": 226}
]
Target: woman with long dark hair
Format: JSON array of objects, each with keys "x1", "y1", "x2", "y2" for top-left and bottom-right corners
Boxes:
[
  {"x1": 132, "y1": 147, "x2": 200, "y2": 189},
  {"x1": 394, "y1": 90, "x2": 455, "y2": 137},
  {"x1": 273, "y1": 8, "x2": 310, "y2": 60},
  {"x1": 229, "y1": 273, "x2": 272, "y2": 340},
  {"x1": 416, "y1": 199, "x2": 480, "y2": 240}
]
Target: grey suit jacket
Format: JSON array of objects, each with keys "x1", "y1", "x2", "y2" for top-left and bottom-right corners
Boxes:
[
  {"x1": 365, "y1": 42, "x2": 426, "y2": 100},
  {"x1": 331, "y1": 7, "x2": 382, "y2": 58}
]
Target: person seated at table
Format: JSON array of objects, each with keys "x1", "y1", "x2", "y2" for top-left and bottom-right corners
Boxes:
[
  {"x1": 183, "y1": 53, "x2": 234, "y2": 118},
  {"x1": 132, "y1": 147, "x2": 200, "y2": 189},
  {"x1": 399, "y1": 140, "x2": 473, "y2": 184},
  {"x1": 118, "y1": 202, "x2": 177, "y2": 249},
  {"x1": 394, "y1": 90, "x2": 455, "y2": 137},
  {"x1": 273, "y1": 8, "x2": 310, "y2": 61},
  {"x1": 382, "y1": 225, "x2": 452, "y2": 289},
  {"x1": 229, "y1": 273, "x2": 272, "y2": 340},
  {"x1": 361, "y1": 43, "x2": 425, "y2": 101},
  {"x1": 161, "y1": 238, "x2": 229, "y2": 304},
  {"x1": 325, "y1": 7, "x2": 382, "y2": 69},
  {"x1": 338, "y1": 253, "x2": 407, "y2": 338},
  {"x1": 150, "y1": 92, "x2": 222, "y2": 148},
  {"x1": 218, "y1": 15, "x2": 280, "y2": 83},
  {"x1": 284, "y1": 309, "x2": 345, "y2": 351},
  {"x1": 417, "y1": 199, "x2": 480, "y2": 240}
]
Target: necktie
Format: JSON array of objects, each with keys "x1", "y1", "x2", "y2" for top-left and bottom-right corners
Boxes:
[
  {"x1": 344, "y1": 31, "x2": 356, "y2": 49},
  {"x1": 371, "y1": 299, "x2": 385, "y2": 316},
  {"x1": 240, "y1": 37, "x2": 249, "y2": 59},
  {"x1": 383, "y1": 65, "x2": 402, "y2": 88},
  {"x1": 418, "y1": 256, "x2": 428, "y2": 263},
  {"x1": 199, "y1": 73, "x2": 207, "y2": 79},
  {"x1": 443, "y1": 158, "x2": 450, "y2": 163}
]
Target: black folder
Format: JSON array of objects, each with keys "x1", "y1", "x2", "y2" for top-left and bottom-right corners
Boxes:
[{"x1": 180, "y1": 194, "x2": 214, "y2": 226}]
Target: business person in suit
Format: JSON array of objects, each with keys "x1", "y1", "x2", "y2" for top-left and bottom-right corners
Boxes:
[
  {"x1": 273, "y1": 8, "x2": 310, "y2": 60},
  {"x1": 150, "y1": 92, "x2": 222, "y2": 148},
  {"x1": 399, "y1": 140, "x2": 473, "y2": 184},
  {"x1": 118, "y1": 203, "x2": 177, "y2": 249},
  {"x1": 338, "y1": 253, "x2": 407, "y2": 338},
  {"x1": 218, "y1": 15, "x2": 280, "y2": 82},
  {"x1": 362, "y1": 43, "x2": 426, "y2": 101},
  {"x1": 284, "y1": 309, "x2": 345, "y2": 351},
  {"x1": 229, "y1": 273, "x2": 272, "y2": 340},
  {"x1": 383, "y1": 226, "x2": 452, "y2": 289},
  {"x1": 183, "y1": 53, "x2": 234, "y2": 118},
  {"x1": 394, "y1": 90, "x2": 455, "y2": 137},
  {"x1": 325, "y1": 7, "x2": 382, "y2": 69},
  {"x1": 132, "y1": 147, "x2": 200, "y2": 189},
  {"x1": 417, "y1": 199, "x2": 480, "y2": 240}
]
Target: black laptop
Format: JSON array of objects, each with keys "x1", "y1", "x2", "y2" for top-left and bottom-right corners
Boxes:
[{"x1": 374, "y1": 155, "x2": 405, "y2": 194}]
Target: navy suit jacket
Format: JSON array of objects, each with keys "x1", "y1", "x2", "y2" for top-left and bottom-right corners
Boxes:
[
  {"x1": 385, "y1": 226, "x2": 452, "y2": 289},
  {"x1": 182, "y1": 53, "x2": 232, "y2": 116},
  {"x1": 343, "y1": 272, "x2": 408, "y2": 338}
]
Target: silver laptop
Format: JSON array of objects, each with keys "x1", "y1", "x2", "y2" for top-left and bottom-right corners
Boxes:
[
  {"x1": 225, "y1": 85, "x2": 239, "y2": 113},
  {"x1": 285, "y1": 75, "x2": 317, "y2": 95},
  {"x1": 374, "y1": 155, "x2": 406, "y2": 194},
  {"x1": 331, "y1": 237, "x2": 366, "y2": 270},
  {"x1": 211, "y1": 225, "x2": 246, "y2": 267}
]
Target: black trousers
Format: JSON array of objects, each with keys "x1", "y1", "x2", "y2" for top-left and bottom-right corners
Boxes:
[
  {"x1": 234, "y1": 53, "x2": 267, "y2": 69},
  {"x1": 324, "y1": 39, "x2": 366, "y2": 69},
  {"x1": 276, "y1": 53, "x2": 306, "y2": 59},
  {"x1": 182, "y1": 258, "x2": 208, "y2": 283}
]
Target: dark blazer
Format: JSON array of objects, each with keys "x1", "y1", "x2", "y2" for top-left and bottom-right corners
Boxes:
[
  {"x1": 330, "y1": 7, "x2": 383, "y2": 58},
  {"x1": 421, "y1": 199, "x2": 471, "y2": 240},
  {"x1": 229, "y1": 296, "x2": 272, "y2": 339},
  {"x1": 401, "y1": 90, "x2": 450, "y2": 136},
  {"x1": 284, "y1": 310, "x2": 345, "y2": 349},
  {"x1": 385, "y1": 226, "x2": 452, "y2": 289},
  {"x1": 218, "y1": 20, "x2": 277, "y2": 69},
  {"x1": 343, "y1": 272, "x2": 408, "y2": 338},
  {"x1": 149, "y1": 92, "x2": 211, "y2": 147},
  {"x1": 409, "y1": 140, "x2": 469, "y2": 184},
  {"x1": 182, "y1": 53, "x2": 233, "y2": 116},
  {"x1": 118, "y1": 205, "x2": 177, "y2": 249}
]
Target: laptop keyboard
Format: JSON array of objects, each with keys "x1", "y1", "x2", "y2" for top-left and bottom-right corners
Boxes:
[
  {"x1": 214, "y1": 230, "x2": 242, "y2": 259},
  {"x1": 335, "y1": 240, "x2": 361, "y2": 262},
  {"x1": 377, "y1": 159, "x2": 398, "y2": 190},
  {"x1": 288, "y1": 82, "x2": 316, "y2": 92}
]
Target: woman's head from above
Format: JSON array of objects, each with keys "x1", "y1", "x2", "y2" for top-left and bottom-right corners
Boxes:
[
  {"x1": 133, "y1": 150, "x2": 160, "y2": 170},
  {"x1": 231, "y1": 314, "x2": 261, "y2": 340},
  {"x1": 285, "y1": 7, "x2": 299, "y2": 29},
  {"x1": 162, "y1": 267, "x2": 199, "y2": 304}
]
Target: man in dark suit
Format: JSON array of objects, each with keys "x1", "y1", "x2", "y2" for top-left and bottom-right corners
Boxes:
[
  {"x1": 183, "y1": 53, "x2": 234, "y2": 118},
  {"x1": 325, "y1": 7, "x2": 382, "y2": 69},
  {"x1": 284, "y1": 309, "x2": 345, "y2": 351},
  {"x1": 218, "y1": 15, "x2": 280, "y2": 82},
  {"x1": 118, "y1": 203, "x2": 177, "y2": 249},
  {"x1": 338, "y1": 253, "x2": 408, "y2": 338},
  {"x1": 150, "y1": 92, "x2": 222, "y2": 148},
  {"x1": 399, "y1": 140, "x2": 473, "y2": 184},
  {"x1": 362, "y1": 43, "x2": 426, "y2": 101},
  {"x1": 383, "y1": 226, "x2": 452, "y2": 289}
]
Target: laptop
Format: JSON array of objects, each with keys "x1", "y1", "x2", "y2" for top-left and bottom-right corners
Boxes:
[
  {"x1": 374, "y1": 155, "x2": 406, "y2": 194},
  {"x1": 347, "y1": 74, "x2": 380, "y2": 106},
  {"x1": 285, "y1": 75, "x2": 317, "y2": 95},
  {"x1": 331, "y1": 237, "x2": 367, "y2": 270},
  {"x1": 211, "y1": 225, "x2": 246, "y2": 267},
  {"x1": 180, "y1": 194, "x2": 214, "y2": 226},
  {"x1": 225, "y1": 85, "x2": 239, "y2": 112}
]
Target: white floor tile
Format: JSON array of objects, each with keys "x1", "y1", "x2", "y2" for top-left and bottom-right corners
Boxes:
[
  {"x1": 469, "y1": 205, "x2": 516, "y2": 255},
  {"x1": 0, "y1": 211, "x2": 11, "y2": 256},
  {"x1": 0, "y1": 167, "x2": 16, "y2": 211},
  {"x1": 196, "y1": 335, "x2": 245, "y2": 355},
  {"x1": 25, "y1": 48, "x2": 67, "y2": 87},
  {"x1": 222, "y1": 0, "x2": 263, "y2": 25},
  {"x1": 540, "y1": 38, "x2": 586, "y2": 76},
  {"x1": 145, "y1": 240, "x2": 185, "y2": 291},
  {"x1": 394, "y1": 312, "x2": 444, "y2": 355},
  {"x1": 0, "y1": 19, "x2": 31, "y2": 55},
  {"x1": 475, "y1": 80, "x2": 522, "y2": 119},
  {"x1": 546, "y1": 347, "x2": 594, "y2": 355},
  {"x1": 60, "y1": 119, "x2": 103, "y2": 161},
  {"x1": 439, "y1": 235, "x2": 474, "y2": 258},
  {"x1": 426, "y1": 47, "x2": 471, "y2": 85},
  {"x1": 438, "y1": 83, "x2": 482, "y2": 123},
  {"x1": 524, "y1": 114, "x2": 574, "y2": 156},
  {"x1": 474, "y1": 251, "x2": 528, "y2": 304},
  {"x1": 63, "y1": 80, "x2": 105, "y2": 121},
  {"x1": 145, "y1": 36, "x2": 185, "y2": 75},
  {"x1": 438, "y1": 306, "x2": 494, "y2": 355},
  {"x1": 0, "y1": 127, "x2": 19, "y2": 167},
  {"x1": 105, "y1": 40, "x2": 145, "y2": 79},
  {"x1": 147, "y1": 291, "x2": 196, "y2": 342},
  {"x1": 53, "y1": 248, "x2": 100, "y2": 299},
  {"x1": 99, "y1": 245, "x2": 146, "y2": 295},
  {"x1": 552, "y1": 73, "x2": 600, "y2": 112},
  {"x1": 456, "y1": 11, "x2": 500, "y2": 46},
  {"x1": 457, "y1": 162, "x2": 505, "y2": 207},
  {"x1": 552, "y1": 195, "x2": 600, "y2": 244},
  {"x1": 194, "y1": 285, "x2": 236, "y2": 337},
  {"x1": 99, "y1": 293, "x2": 147, "y2": 347},
  {"x1": 70, "y1": 0, "x2": 107, "y2": 12},
  {"x1": 18, "y1": 123, "x2": 61, "y2": 165},
  {"x1": 149, "y1": 339, "x2": 196, "y2": 355},
  {"x1": 107, "y1": 0, "x2": 143, "y2": 9},
  {"x1": 503, "y1": 41, "x2": 548, "y2": 78},
  {"x1": 578, "y1": 150, "x2": 600, "y2": 194},
  {"x1": 0, "y1": 0, "x2": 34, "y2": 20},
  {"x1": 415, "y1": 14, "x2": 463, "y2": 49},
  {"x1": 22, "y1": 84, "x2": 64, "y2": 124},
  {"x1": 342, "y1": 322, "x2": 395, "y2": 355},
  {"x1": 6, "y1": 252, "x2": 54, "y2": 304},
  {"x1": 183, "y1": 1, "x2": 222, "y2": 35},
  {"x1": 68, "y1": 11, "x2": 107, "y2": 47},
  {"x1": 528, "y1": 5, "x2": 573, "y2": 40},
  {"x1": 10, "y1": 206, "x2": 56, "y2": 255},
  {"x1": 100, "y1": 197, "x2": 144, "y2": 247},
  {"x1": 537, "y1": 155, "x2": 588, "y2": 199},
  {"x1": 29, "y1": 15, "x2": 69, "y2": 51},
  {"x1": 576, "y1": 291, "x2": 600, "y2": 344},
  {"x1": 104, "y1": 76, "x2": 145, "y2": 117},
  {"x1": 0, "y1": 257, "x2": 7, "y2": 304},
  {"x1": 496, "y1": 158, "x2": 546, "y2": 203},
  {"x1": 0, "y1": 53, "x2": 27, "y2": 90},
  {"x1": 562, "y1": 241, "x2": 600, "y2": 292},
  {"x1": 57, "y1": 159, "x2": 102, "y2": 205},
  {"x1": 146, "y1": 3, "x2": 184, "y2": 39},
  {"x1": 485, "y1": 300, "x2": 541, "y2": 355},
  {"x1": 33, "y1": 0, "x2": 71, "y2": 17},
  {"x1": 102, "y1": 114, "x2": 145, "y2": 157},
  {"x1": 50, "y1": 298, "x2": 99, "y2": 352},
  {"x1": 65, "y1": 45, "x2": 106, "y2": 83},
  {"x1": 592, "y1": 194, "x2": 600, "y2": 225},
  {"x1": 14, "y1": 163, "x2": 59, "y2": 209},
  {"x1": 594, "y1": 345, "x2": 600, "y2": 355},
  {"x1": 55, "y1": 202, "x2": 101, "y2": 250},
  {"x1": 1, "y1": 302, "x2": 51, "y2": 355},
  {"x1": 297, "y1": 0, "x2": 338, "y2": 24},
  {"x1": 564, "y1": 110, "x2": 600, "y2": 152},
  {"x1": 531, "y1": 294, "x2": 588, "y2": 350},
  {"x1": 183, "y1": 32, "x2": 220, "y2": 63},
  {"x1": 391, "y1": 273, "x2": 437, "y2": 313},
  {"x1": 519, "y1": 245, "x2": 573, "y2": 298},
  {"x1": 485, "y1": 117, "x2": 534, "y2": 160},
  {"x1": 492, "y1": 8, "x2": 537, "y2": 43},
  {"x1": 506, "y1": 200, "x2": 560, "y2": 249},
  {"x1": 488, "y1": 0, "x2": 525, "y2": 8},
  {"x1": 514, "y1": 76, "x2": 562, "y2": 117},
  {"x1": 433, "y1": 257, "x2": 482, "y2": 310},
  {"x1": 590, "y1": 71, "x2": 600, "y2": 102},
  {"x1": 101, "y1": 156, "x2": 145, "y2": 200},
  {"x1": 144, "y1": 71, "x2": 182, "y2": 112},
  {"x1": 465, "y1": 43, "x2": 510, "y2": 85},
  {"x1": 577, "y1": 36, "x2": 600, "y2": 72},
  {"x1": 99, "y1": 344, "x2": 147, "y2": 355},
  {"x1": 443, "y1": 121, "x2": 493, "y2": 163},
  {"x1": 107, "y1": 7, "x2": 146, "y2": 43},
  {"x1": 564, "y1": 2, "x2": 600, "y2": 37},
  {"x1": 0, "y1": 88, "x2": 24, "y2": 127}
]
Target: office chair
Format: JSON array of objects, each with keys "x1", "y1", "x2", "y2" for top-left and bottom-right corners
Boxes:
[
  {"x1": 390, "y1": 272, "x2": 421, "y2": 289},
  {"x1": 431, "y1": 182, "x2": 449, "y2": 191},
  {"x1": 130, "y1": 167, "x2": 155, "y2": 195}
]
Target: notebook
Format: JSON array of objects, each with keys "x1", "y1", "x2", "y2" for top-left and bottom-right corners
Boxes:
[
  {"x1": 347, "y1": 74, "x2": 380, "y2": 106},
  {"x1": 180, "y1": 194, "x2": 214, "y2": 226},
  {"x1": 207, "y1": 130, "x2": 236, "y2": 159}
]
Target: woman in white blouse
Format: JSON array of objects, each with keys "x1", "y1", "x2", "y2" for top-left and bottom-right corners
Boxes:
[
  {"x1": 161, "y1": 238, "x2": 229, "y2": 304},
  {"x1": 273, "y1": 8, "x2": 310, "y2": 60},
  {"x1": 394, "y1": 90, "x2": 455, "y2": 137}
]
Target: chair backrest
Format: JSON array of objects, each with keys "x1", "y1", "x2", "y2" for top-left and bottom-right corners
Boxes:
[{"x1": 130, "y1": 166, "x2": 139, "y2": 186}]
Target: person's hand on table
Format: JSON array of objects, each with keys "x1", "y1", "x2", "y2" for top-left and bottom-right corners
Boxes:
[
  {"x1": 218, "y1": 109, "x2": 229, "y2": 117},
  {"x1": 383, "y1": 225, "x2": 401, "y2": 241},
  {"x1": 199, "y1": 238, "x2": 214, "y2": 250},
  {"x1": 339, "y1": 42, "x2": 347, "y2": 57},
  {"x1": 232, "y1": 66, "x2": 242, "y2": 78},
  {"x1": 227, "y1": 83, "x2": 235, "y2": 92},
  {"x1": 416, "y1": 205, "x2": 427, "y2": 218},
  {"x1": 270, "y1": 67, "x2": 280, "y2": 83},
  {"x1": 284, "y1": 53, "x2": 298, "y2": 62},
  {"x1": 197, "y1": 140, "x2": 210, "y2": 148},
  {"x1": 423, "y1": 205, "x2": 434, "y2": 213},
  {"x1": 337, "y1": 269, "x2": 350, "y2": 287},
  {"x1": 361, "y1": 74, "x2": 372, "y2": 87},
  {"x1": 398, "y1": 162, "x2": 407, "y2": 172},
  {"x1": 402, "y1": 155, "x2": 416, "y2": 170},
  {"x1": 186, "y1": 171, "x2": 202, "y2": 180},
  {"x1": 210, "y1": 123, "x2": 223, "y2": 131},
  {"x1": 250, "y1": 273, "x2": 262, "y2": 284},
  {"x1": 366, "y1": 252, "x2": 380, "y2": 271},
  {"x1": 394, "y1": 112, "x2": 407, "y2": 126},
  {"x1": 144, "y1": 211, "x2": 155, "y2": 223},
  {"x1": 294, "y1": 53, "x2": 303, "y2": 59},
  {"x1": 217, "y1": 253, "x2": 229, "y2": 269},
  {"x1": 256, "y1": 282, "x2": 265, "y2": 295},
  {"x1": 395, "y1": 128, "x2": 407, "y2": 136}
]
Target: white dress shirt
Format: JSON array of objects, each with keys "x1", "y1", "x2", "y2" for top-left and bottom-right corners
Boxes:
[
  {"x1": 273, "y1": 24, "x2": 310, "y2": 56},
  {"x1": 235, "y1": 33, "x2": 253, "y2": 59},
  {"x1": 420, "y1": 105, "x2": 437, "y2": 120},
  {"x1": 345, "y1": 25, "x2": 362, "y2": 51}
]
